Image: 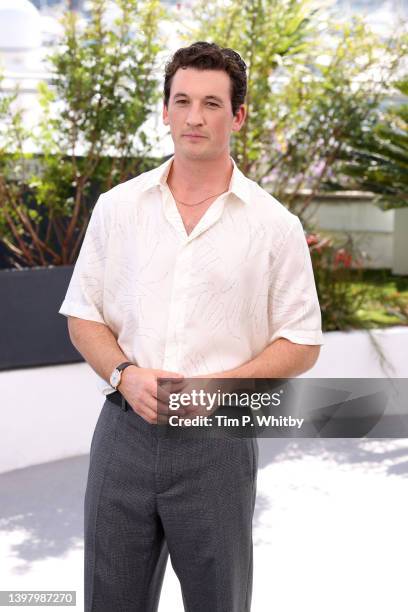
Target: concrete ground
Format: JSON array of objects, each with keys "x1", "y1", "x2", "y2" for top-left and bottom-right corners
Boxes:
[{"x1": 1, "y1": 437, "x2": 407, "y2": 612}]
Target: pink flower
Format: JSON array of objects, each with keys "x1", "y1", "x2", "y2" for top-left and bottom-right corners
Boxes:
[
  {"x1": 334, "y1": 249, "x2": 352, "y2": 268},
  {"x1": 306, "y1": 234, "x2": 319, "y2": 246}
]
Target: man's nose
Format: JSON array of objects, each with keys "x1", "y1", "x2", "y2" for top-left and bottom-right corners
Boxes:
[{"x1": 186, "y1": 103, "x2": 204, "y2": 126}]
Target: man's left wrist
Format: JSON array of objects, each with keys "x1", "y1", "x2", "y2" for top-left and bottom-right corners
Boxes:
[{"x1": 109, "y1": 361, "x2": 134, "y2": 390}]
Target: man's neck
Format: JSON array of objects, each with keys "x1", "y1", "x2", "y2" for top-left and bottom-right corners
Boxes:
[{"x1": 167, "y1": 152, "x2": 233, "y2": 198}]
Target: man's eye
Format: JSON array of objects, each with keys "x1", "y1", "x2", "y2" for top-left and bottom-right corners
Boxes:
[
  {"x1": 175, "y1": 100, "x2": 188, "y2": 105},
  {"x1": 207, "y1": 102, "x2": 219, "y2": 107}
]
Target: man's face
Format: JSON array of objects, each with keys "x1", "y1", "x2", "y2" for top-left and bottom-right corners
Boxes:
[{"x1": 163, "y1": 67, "x2": 246, "y2": 161}]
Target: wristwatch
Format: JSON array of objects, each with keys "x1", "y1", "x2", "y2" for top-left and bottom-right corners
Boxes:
[{"x1": 109, "y1": 361, "x2": 134, "y2": 391}]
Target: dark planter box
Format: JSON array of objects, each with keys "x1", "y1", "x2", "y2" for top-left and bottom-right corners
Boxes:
[{"x1": 0, "y1": 266, "x2": 83, "y2": 370}]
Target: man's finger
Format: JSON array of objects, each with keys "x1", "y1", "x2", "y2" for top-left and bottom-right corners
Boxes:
[
  {"x1": 156, "y1": 378, "x2": 185, "y2": 399},
  {"x1": 156, "y1": 398, "x2": 185, "y2": 416},
  {"x1": 156, "y1": 369, "x2": 184, "y2": 380},
  {"x1": 129, "y1": 403, "x2": 157, "y2": 424}
]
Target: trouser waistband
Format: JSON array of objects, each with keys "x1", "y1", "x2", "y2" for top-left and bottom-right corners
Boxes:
[{"x1": 106, "y1": 391, "x2": 128, "y2": 411}]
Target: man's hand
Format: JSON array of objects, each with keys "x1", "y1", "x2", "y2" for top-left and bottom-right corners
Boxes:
[
  {"x1": 166, "y1": 378, "x2": 248, "y2": 425},
  {"x1": 118, "y1": 366, "x2": 185, "y2": 424}
]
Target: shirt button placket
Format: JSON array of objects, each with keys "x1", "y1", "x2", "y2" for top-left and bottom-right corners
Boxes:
[{"x1": 162, "y1": 241, "x2": 192, "y2": 372}]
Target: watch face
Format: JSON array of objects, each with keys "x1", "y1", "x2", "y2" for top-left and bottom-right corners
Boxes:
[{"x1": 110, "y1": 369, "x2": 121, "y2": 388}]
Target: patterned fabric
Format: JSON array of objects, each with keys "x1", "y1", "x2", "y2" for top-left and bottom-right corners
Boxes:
[{"x1": 59, "y1": 156, "x2": 323, "y2": 382}]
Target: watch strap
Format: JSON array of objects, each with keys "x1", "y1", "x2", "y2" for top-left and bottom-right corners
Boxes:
[{"x1": 116, "y1": 361, "x2": 133, "y2": 373}]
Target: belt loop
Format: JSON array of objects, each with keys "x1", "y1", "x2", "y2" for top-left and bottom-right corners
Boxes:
[{"x1": 121, "y1": 395, "x2": 128, "y2": 412}]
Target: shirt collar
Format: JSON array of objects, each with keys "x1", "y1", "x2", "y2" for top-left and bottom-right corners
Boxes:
[{"x1": 139, "y1": 155, "x2": 251, "y2": 205}]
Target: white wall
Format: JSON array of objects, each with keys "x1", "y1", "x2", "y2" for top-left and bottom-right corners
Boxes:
[
  {"x1": 1, "y1": 326, "x2": 407, "y2": 475},
  {"x1": 393, "y1": 209, "x2": 408, "y2": 275},
  {"x1": 0, "y1": 362, "x2": 101, "y2": 475},
  {"x1": 309, "y1": 199, "x2": 396, "y2": 269}
]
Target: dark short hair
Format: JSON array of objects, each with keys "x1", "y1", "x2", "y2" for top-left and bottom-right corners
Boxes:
[{"x1": 163, "y1": 41, "x2": 247, "y2": 116}]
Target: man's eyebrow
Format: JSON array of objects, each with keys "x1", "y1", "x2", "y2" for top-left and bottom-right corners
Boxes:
[
  {"x1": 204, "y1": 95, "x2": 224, "y2": 104},
  {"x1": 173, "y1": 92, "x2": 224, "y2": 103}
]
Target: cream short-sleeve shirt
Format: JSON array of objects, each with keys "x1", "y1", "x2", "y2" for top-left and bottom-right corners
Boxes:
[{"x1": 59, "y1": 156, "x2": 323, "y2": 387}]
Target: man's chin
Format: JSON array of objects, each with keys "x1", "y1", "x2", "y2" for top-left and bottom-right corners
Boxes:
[{"x1": 176, "y1": 145, "x2": 218, "y2": 162}]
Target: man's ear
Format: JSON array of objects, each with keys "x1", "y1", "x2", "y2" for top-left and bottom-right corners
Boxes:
[
  {"x1": 232, "y1": 104, "x2": 246, "y2": 132},
  {"x1": 163, "y1": 102, "x2": 169, "y2": 126}
]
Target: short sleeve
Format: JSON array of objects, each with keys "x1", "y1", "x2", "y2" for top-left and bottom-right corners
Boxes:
[
  {"x1": 59, "y1": 195, "x2": 108, "y2": 323},
  {"x1": 268, "y1": 216, "x2": 323, "y2": 345}
]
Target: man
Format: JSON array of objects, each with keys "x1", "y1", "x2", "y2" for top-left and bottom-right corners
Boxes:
[{"x1": 60, "y1": 41, "x2": 323, "y2": 612}]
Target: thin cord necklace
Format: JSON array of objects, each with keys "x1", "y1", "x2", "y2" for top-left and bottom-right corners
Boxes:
[{"x1": 167, "y1": 184, "x2": 228, "y2": 207}]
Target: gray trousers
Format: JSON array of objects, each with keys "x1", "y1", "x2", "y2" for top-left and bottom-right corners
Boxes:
[{"x1": 84, "y1": 398, "x2": 258, "y2": 612}]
